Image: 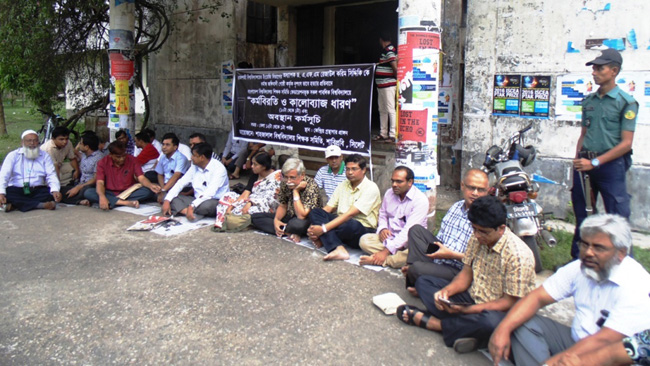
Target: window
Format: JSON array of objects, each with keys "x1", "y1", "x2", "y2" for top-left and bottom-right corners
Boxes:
[{"x1": 247, "y1": 2, "x2": 277, "y2": 44}]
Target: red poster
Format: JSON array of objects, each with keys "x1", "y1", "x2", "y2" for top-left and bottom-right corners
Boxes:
[
  {"x1": 398, "y1": 109, "x2": 428, "y2": 142},
  {"x1": 110, "y1": 53, "x2": 134, "y2": 80},
  {"x1": 397, "y1": 32, "x2": 440, "y2": 82}
]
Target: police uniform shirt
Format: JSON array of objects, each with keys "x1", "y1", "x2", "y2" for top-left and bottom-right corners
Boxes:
[{"x1": 581, "y1": 85, "x2": 638, "y2": 154}]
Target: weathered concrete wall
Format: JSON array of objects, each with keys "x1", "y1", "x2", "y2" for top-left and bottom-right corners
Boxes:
[
  {"x1": 462, "y1": 0, "x2": 650, "y2": 230},
  {"x1": 148, "y1": 1, "x2": 241, "y2": 151}
]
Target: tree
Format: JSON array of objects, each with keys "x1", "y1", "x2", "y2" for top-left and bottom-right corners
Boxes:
[{"x1": 0, "y1": 0, "x2": 228, "y2": 133}]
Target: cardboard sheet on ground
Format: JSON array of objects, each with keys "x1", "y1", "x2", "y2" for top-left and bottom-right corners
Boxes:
[
  {"x1": 252, "y1": 231, "x2": 386, "y2": 272},
  {"x1": 114, "y1": 203, "x2": 161, "y2": 216}
]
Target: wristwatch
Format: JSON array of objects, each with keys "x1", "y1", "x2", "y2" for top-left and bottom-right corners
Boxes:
[{"x1": 591, "y1": 158, "x2": 600, "y2": 167}]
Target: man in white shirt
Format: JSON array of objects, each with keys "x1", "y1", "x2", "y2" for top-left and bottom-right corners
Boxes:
[
  {"x1": 489, "y1": 213, "x2": 650, "y2": 366},
  {"x1": 161, "y1": 143, "x2": 229, "y2": 221},
  {"x1": 0, "y1": 130, "x2": 62, "y2": 212}
]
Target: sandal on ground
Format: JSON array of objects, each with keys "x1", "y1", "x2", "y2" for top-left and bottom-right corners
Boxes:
[
  {"x1": 373, "y1": 135, "x2": 388, "y2": 141},
  {"x1": 396, "y1": 304, "x2": 431, "y2": 329}
]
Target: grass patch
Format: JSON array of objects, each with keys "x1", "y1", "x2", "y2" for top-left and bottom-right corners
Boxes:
[{"x1": 1, "y1": 104, "x2": 43, "y2": 163}]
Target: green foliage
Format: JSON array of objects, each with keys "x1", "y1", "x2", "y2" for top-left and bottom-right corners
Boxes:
[{"x1": 0, "y1": 104, "x2": 42, "y2": 163}]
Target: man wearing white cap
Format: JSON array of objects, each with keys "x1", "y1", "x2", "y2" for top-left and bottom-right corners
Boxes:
[
  {"x1": 0, "y1": 130, "x2": 61, "y2": 212},
  {"x1": 314, "y1": 145, "x2": 346, "y2": 200}
]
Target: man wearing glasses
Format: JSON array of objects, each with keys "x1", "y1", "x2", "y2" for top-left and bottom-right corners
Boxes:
[
  {"x1": 489, "y1": 214, "x2": 650, "y2": 366},
  {"x1": 397, "y1": 196, "x2": 536, "y2": 354},
  {"x1": 402, "y1": 169, "x2": 489, "y2": 296},
  {"x1": 307, "y1": 154, "x2": 381, "y2": 261},
  {"x1": 251, "y1": 158, "x2": 322, "y2": 242}
]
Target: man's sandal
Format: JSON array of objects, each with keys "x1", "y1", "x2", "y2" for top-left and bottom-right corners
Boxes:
[{"x1": 396, "y1": 304, "x2": 431, "y2": 329}]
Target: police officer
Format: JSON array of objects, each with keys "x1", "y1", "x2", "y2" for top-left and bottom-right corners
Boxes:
[{"x1": 570, "y1": 49, "x2": 638, "y2": 259}]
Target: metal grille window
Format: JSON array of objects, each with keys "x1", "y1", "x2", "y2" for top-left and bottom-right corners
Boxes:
[{"x1": 247, "y1": 2, "x2": 277, "y2": 44}]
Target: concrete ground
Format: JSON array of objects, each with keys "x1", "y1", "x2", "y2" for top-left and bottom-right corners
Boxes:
[{"x1": 1, "y1": 205, "x2": 494, "y2": 365}]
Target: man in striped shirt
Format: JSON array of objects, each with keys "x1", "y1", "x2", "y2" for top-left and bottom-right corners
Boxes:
[
  {"x1": 374, "y1": 31, "x2": 398, "y2": 142},
  {"x1": 314, "y1": 145, "x2": 346, "y2": 200}
]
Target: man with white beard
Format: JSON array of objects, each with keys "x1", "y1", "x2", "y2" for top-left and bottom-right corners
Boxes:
[
  {"x1": 0, "y1": 130, "x2": 61, "y2": 212},
  {"x1": 488, "y1": 213, "x2": 650, "y2": 366}
]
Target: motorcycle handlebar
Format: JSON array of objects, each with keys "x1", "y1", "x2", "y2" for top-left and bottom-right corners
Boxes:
[{"x1": 519, "y1": 122, "x2": 533, "y2": 135}]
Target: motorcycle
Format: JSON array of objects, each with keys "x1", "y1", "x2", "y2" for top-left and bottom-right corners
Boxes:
[{"x1": 481, "y1": 123, "x2": 556, "y2": 273}]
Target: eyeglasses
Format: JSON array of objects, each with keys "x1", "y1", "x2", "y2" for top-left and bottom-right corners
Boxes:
[
  {"x1": 473, "y1": 227, "x2": 496, "y2": 237},
  {"x1": 578, "y1": 240, "x2": 614, "y2": 254},
  {"x1": 463, "y1": 184, "x2": 488, "y2": 193},
  {"x1": 345, "y1": 167, "x2": 361, "y2": 172}
]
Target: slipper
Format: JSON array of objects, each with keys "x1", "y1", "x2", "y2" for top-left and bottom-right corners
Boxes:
[
  {"x1": 373, "y1": 135, "x2": 388, "y2": 141},
  {"x1": 396, "y1": 305, "x2": 431, "y2": 329},
  {"x1": 229, "y1": 174, "x2": 240, "y2": 180}
]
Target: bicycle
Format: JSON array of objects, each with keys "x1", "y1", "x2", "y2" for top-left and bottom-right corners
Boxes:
[{"x1": 37, "y1": 109, "x2": 66, "y2": 144}]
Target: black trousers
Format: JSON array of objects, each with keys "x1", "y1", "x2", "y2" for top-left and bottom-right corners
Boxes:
[
  {"x1": 405, "y1": 225, "x2": 461, "y2": 287},
  {"x1": 5, "y1": 186, "x2": 53, "y2": 212},
  {"x1": 251, "y1": 212, "x2": 310, "y2": 236},
  {"x1": 415, "y1": 275, "x2": 506, "y2": 347}
]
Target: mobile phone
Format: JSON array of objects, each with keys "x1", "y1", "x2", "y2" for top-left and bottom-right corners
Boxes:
[
  {"x1": 439, "y1": 298, "x2": 472, "y2": 306},
  {"x1": 426, "y1": 243, "x2": 440, "y2": 254},
  {"x1": 426, "y1": 236, "x2": 442, "y2": 254}
]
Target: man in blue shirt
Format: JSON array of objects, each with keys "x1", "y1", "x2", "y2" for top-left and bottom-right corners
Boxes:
[{"x1": 155, "y1": 133, "x2": 190, "y2": 203}]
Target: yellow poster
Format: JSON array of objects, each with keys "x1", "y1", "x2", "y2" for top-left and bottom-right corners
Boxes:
[{"x1": 115, "y1": 80, "x2": 129, "y2": 115}]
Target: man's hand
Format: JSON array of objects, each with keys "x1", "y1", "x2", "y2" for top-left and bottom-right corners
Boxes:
[
  {"x1": 378, "y1": 228, "x2": 393, "y2": 242},
  {"x1": 0, "y1": 194, "x2": 6, "y2": 205},
  {"x1": 157, "y1": 191, "x2": 166, "y2": 204},
  {"x1": 573, "y1": 158, "x2": 594, "y2": 172},
  {"x1": 241, "y1": 202, "x2": 252, "y2": 214},
  {"x1": 161, "y1": 201, "x2": 172, "y2": 216},
  {"x1": 186, "y1": 205, "x2": 195, "y2": 221},
  {"x1": 66, "y1": 186, "x2": 81, "y2": 198},
  {"x1": 99, "y1": 195, "x2": 110, "y2": 210},
  {"x1": 148, "y1": 183, "x2": 162, "y2": 194},
  {"x1": 308, "y1": 224, "x2": 324, "y2": 238},
  {"x1": 294, "y1": 181, "x2": 307, "y2": 192},
  {"x1": 488, "y1": 326, "x2": 512, "y2": 365},
  {"x1": 72, "y1": 169, "x2": 80, "y2": 181},
  {"x1": 274, "y1": 219, "x2": 286, "y2": 237},
  {"x1": 426, "y1": 242, "x2": 454, "y2": 260},
  {"x1": 52, "y1": 191, "x2": 62, "y2": 202}
]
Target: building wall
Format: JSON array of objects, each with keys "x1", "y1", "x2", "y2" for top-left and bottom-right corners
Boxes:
[{"x1": 462, "y1": 0, "x2": 650, "y2": 229}]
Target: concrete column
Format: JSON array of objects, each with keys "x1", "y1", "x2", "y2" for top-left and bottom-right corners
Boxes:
[{"x1": 397, "y1": 0, "x2": 443, "y2": 227}]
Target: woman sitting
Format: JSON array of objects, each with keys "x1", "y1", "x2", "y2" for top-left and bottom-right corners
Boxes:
[{"x1": 214, "y1": 152, "x2": 282, "y2": 229}]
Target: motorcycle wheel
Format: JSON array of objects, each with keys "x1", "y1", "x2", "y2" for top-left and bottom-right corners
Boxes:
[{"x1": 522, "y1": 235, "x2": 543, "y2": 273}]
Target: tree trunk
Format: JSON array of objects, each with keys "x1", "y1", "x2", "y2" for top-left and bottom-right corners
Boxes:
[{"x1": 0, "y1": 90, "x2": 8, "y2": 137}]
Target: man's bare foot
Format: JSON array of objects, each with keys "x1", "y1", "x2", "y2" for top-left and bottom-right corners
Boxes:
[
  {"x1": 43, "y1": 201, "x2": 56, "y2": 210},
  {"x1": 359, "y1": 255, "x2": 374, "y2": 265},
  {"x1": 401, "y1": 265, "x2": 409, "y2": 275},
  {"x1": 289, "y1": 234, "x2": 301, "y2": 243},
  {"x1": 407, "y1": 287, "x2": 419, "y2": 297},
  {"x1": 323, "y1": 246, "x2": 350, "y2": 261},
  {"x1": 79, "y1": 200, "x2": 91, "y2": 207},
  {"x1": 313, "y1": 238, "x2": 323, "y2": 248},
  {"x1": 125, "y1": 200, "x2": 140, "y2": 208}
]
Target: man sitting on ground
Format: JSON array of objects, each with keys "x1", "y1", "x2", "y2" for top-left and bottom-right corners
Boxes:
[
  {"x1": 155, "y1": 133, "x2": 190, "y2": 203},
  {"x1": 307, "y1": 154, "x2": 381, "y2": 261},
  {"x1": 220, "y1": 131, "x2": 247, "y2": 173},
  {"x1": 402, "y1": 169, "x2": 489, "y2": 295},
  {"x1": 0, "y1": 130, "x2": 61, "y2": 212},
  {"x1": 188, "y1": 132, "x2": 214, "y2": 159},
  {"x1": 251, "y1": 158, "x2": 322, "y2": 242},
  {"x1": 84, "y1": 141, "x2": 161, "y2": 210},
  {"x1": 552, "y1": 328, "x2": 650, "y2": 366},
  {"x1": 314, "y1": 145, "x2": 346, "y2": 200},
  {"x1": 142, "y1": 128, "x2": 162, "y2": 155},
  {"x1": 358, "y1": 166, "x2": 428, "y2": 268},
  {"x1": 397, "y1": 196, "x2": 535, "y2": 354},
  {"x1": 489, "y1": 214, "x2": 650, "y2": 366},
  {"x1": 61, "y1": 133, "x2": 103, "y2": 205},
  {"x1": 161, "y1": 143, "x2": 229, "y2": 221},
  {"x1": 134, "y1": 131, "x2": 160, "y2": 182},
  {"x1": 40, "y1": 126, "x2": 80, "y2": 186}
]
